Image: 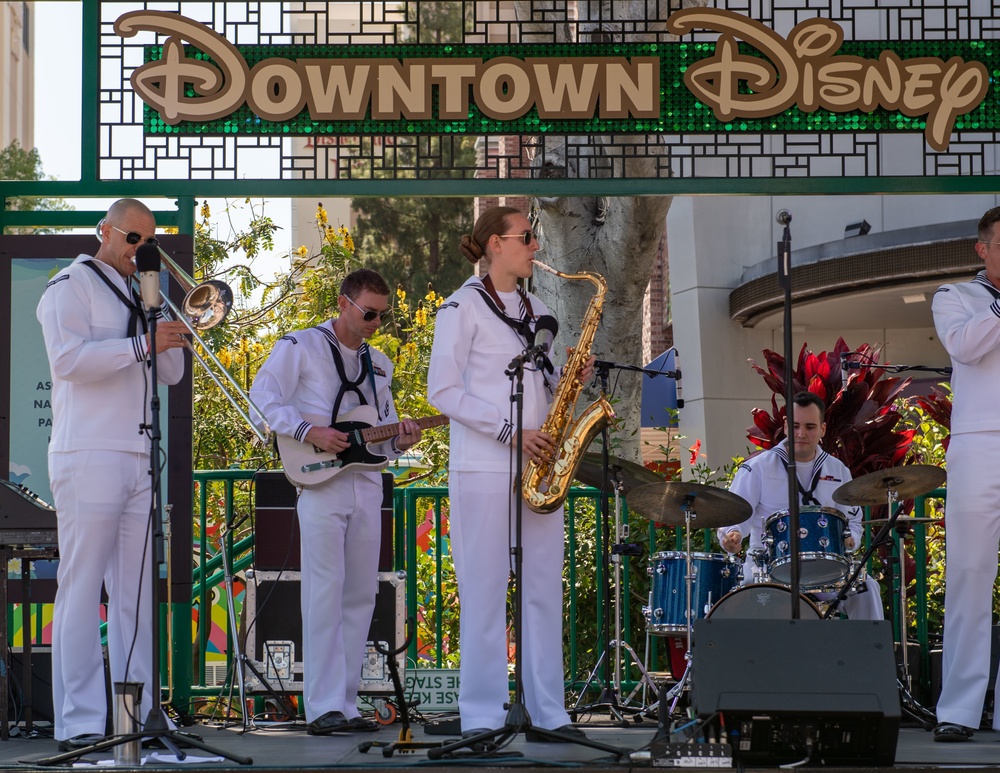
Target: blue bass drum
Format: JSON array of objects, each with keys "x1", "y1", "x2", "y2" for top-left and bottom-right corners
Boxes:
[{"x1": 644, "y1": 551, "x2": 739, "y2": 635}]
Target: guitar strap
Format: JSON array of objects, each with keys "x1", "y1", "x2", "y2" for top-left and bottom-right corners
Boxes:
[
  {"x1": 81, "y1": 260, "x2": 149, "y2": 339},
  {"x1": 326, "y1": 335, "x2": 376, "y2": 425}
]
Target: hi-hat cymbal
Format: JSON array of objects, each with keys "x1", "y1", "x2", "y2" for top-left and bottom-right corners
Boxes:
[
  {"x1": 575, "y1": 453, "x2": 663, "y2": 495},
  {"x1": 627, "y1": 481, "x2": 751, "y2": 529},
  {"x1": 832, "y1": 465, "x2": 946, "y2": 507}
]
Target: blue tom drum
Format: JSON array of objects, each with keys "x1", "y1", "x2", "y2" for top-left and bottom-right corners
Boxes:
[
  {"x1": 645, "y1": 551, "x2": 739, "y2": 635},
  {"x1": 764, "y1": 505, "x2": 851, "y2": 588}
]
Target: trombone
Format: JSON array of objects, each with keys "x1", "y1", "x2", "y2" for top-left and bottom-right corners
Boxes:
[{"x1": 96, "y1": 220, "x2": 270, "y2": 445}]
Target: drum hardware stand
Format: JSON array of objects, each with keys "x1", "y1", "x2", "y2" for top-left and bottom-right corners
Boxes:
[
  {"x1": 825, "y1": 498, "x2": 936, "y2": 729},
  {"x1": 427, "y1": 350, "x2": 624, "y2": 760},
  {"x1": 38, "y1": 299, "x2": 252, "y2": 767},
  {"x1": 570, "y1": 434, "x2": 650, "y2": 727},
  {"x1": 661, "y1": 495, "x2": 701, "y2": 716}
]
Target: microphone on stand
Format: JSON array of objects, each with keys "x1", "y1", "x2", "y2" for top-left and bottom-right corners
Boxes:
[
  {"x1": 531, "y1": 315, "x2": 558, "y2": 373},
  {"x1": 673, "y1": 349, "x2": 684, "y2": 409},
  {"x1": 135, "y1": 243, "x2": 162, "y2": 311},
  {"x1": 776, "y1": 209, "x2": 792, "y2": 226}
]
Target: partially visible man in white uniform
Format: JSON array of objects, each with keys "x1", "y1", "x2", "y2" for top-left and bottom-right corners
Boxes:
[
  {"x1": 931, "y1": 205, "x2": 1000, "y2": 742},
  {"x1": 718, "y1": 391, "x2": 884, "y2": 621},
  {"x1": 251, "y1": 268, "x2": 422, "y2": 736},
  {"x1": 36, "y1": 199, "x2": 189, "y2": 750}
]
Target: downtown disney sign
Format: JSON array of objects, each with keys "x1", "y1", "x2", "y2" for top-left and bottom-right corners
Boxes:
[{"x1": 115, "y1": 8, "x2": 995, "y2": 153}]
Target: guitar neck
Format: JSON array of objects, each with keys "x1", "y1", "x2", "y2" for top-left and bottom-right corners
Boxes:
[{"x1": 359, "y1": 414, "x2": 449, "y2": 443}]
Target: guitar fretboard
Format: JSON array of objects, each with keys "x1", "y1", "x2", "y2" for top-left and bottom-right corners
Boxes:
[{"x1": 361, "y1": 414, "x2": 449, "y2": 443}]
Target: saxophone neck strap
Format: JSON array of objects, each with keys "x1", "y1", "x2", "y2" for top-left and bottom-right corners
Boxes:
[{"x1": 472, "y1": 275, "x2": 535, "y2": 345}]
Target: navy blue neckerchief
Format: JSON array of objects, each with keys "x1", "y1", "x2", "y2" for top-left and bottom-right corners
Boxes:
[{"x1": 81, "y1": 260, "x2": 148, "y2": 338}]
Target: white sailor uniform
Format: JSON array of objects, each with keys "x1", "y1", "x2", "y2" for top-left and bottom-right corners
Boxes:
[
  {"x1": 427, "y1": 276, "x2": 570, "y2": 732},
  {"x1": 250, "y1": 320, "x2": 402, "y2": 723},
  {"x1": 717, "y1": 442, "x2": 884, "y2": 620},
  {"x1": 36, "y1": 255, "x2": 185, "y2": 741},
  {"x1": 933, "y1": 271, "x2": 1000, "y2": 731}
]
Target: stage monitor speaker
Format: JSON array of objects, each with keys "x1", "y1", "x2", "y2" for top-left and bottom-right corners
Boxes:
[
  {"x1": 252, "y1": 471, "x2": 395, "y2": 572},
  {"x1": 692, "y1": 619, "x2": 900, "y2": 767}
]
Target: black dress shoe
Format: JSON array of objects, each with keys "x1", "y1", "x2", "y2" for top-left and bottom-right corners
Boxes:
[
  {"x1": 307, "y1": 710, "x2": 351, "y2": 735},
  {"x1": 525, "y1": 724, "x2": 588, "y2": 743},
  {"x1": 933, "y1": 722, "x2": 974, "y2": 742},
  {"x1": 348, "y1": 716, "x2": 380, "y2": 732},
  {"x1": 56, "y1": 733, "x2": 105, "y2": 752}
]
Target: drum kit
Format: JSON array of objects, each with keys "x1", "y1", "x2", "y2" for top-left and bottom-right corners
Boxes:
[{"x1": 596, "y1": 460, "x2": 947, "y2": 721}]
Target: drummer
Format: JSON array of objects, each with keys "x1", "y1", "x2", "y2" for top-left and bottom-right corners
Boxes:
[{"x1": 717, "y1": 391, "x2": 883, "y2": 620}]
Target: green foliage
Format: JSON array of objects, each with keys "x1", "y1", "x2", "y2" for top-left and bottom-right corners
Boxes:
[{"x1": 0, "y1": 141, "x2": 72, "y2": 231}]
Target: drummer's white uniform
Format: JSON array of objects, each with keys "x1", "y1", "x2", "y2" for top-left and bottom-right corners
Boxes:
[
  {"x1": 428, "y1": 277, "x2": 570, "y2": 732},
  {"x1": 37, "y1": 255, "x2": 185, "y2": 741},
  {"x1": 933, "y1": 271, "x2": 1000, "y2": 731},
  {"x1": 716, "y1": 442, "x2": 884, "y2": 620},
  {"x1": 250, "y1": 321, "x2": 402, "y2": 723}
]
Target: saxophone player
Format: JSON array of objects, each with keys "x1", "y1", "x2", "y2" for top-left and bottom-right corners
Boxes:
[{"x1": 428, "y1": 206, "x2": 594, "y2": 742}]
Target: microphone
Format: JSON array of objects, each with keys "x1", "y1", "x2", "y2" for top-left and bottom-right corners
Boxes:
[
  {"x1": 673, "y1": 348, "x2": 684, "y2": 410},
  {"x1": 840, "y1": 352, "x2": 850, "y2": 388},
  {"x1": 531, "y1": 315, "x2": 559, "y2": 372},
  {"x1": 135, "y1": 242, "x2": 162, "y2": 310},
  {"x1": 776, "y1": 209, "x2": 792, "y2": 226}
]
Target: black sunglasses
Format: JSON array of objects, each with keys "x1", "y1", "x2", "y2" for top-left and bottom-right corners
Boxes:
[
  {"x1": 497, "y1": 230, "x2": 535, "y2": 246},
  {"x1": 345, "y1": 295, "x2": 391, "y2": 323},
  {"x1": 111, "y1": 224, "x2": 158, "y2": 245}
]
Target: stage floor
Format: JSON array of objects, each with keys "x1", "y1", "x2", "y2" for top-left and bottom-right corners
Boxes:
[{"x1": 0, "y1": 716, "x2": 996, "y2": 772}]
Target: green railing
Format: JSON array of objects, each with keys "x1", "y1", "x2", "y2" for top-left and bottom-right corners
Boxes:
[{"x1": 170, "y1": 471, "x2": 944, "y2": 708}]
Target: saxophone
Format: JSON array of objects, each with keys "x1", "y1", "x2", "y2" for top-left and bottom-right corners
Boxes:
[{"x1": 522, "y1": 260, "x2": 616, "y2": 513}]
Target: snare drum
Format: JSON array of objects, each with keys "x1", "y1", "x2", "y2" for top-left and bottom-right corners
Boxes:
[
  {"x1": 645, "y1": 551, "x2": 739, "y2": 635},
  {"x1": 764, "y1": 506, "x2": 851, "y2": 588},
  {"x1": 706, "y1": 583, "x2": 821, "y2": 620}
]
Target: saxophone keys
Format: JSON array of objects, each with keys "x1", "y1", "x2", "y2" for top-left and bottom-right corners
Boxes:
[{"x1": 554, "y1": 458, "x2": 571, "y2": 475}]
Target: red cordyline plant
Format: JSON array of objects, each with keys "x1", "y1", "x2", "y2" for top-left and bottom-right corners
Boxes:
[{"x1": 745, "y1": 338, "x2": 915, "y2": 480}]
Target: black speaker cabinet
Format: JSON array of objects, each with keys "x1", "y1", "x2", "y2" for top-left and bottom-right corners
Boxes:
[
  {"x1": 692, "y1": 619, "x2": 900, "y2": 766},
  {"x1": 252, "y1": 471, "x2": 394, "y2": 572},
  {"x1": 243, "y1": 570, "x2": 405, "y2": 695}
]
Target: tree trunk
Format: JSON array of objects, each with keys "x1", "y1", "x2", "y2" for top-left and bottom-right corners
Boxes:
[{"x1": 510, "y1": 0, "x2": 705, "y2": 463}]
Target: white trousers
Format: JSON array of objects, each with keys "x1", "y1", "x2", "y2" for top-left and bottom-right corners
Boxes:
[
  {"x1": 48, "y1": 450, "x2": 155, "y2": 741},
  {"x1": 296, "y1": 471, "x2": 382, "y2": 722},
  {"x1": 937, "y1": 433, "x2": 1000, "y2": 730},
  {"x1": 449, "y1": 472, "x2": 571, "y2": 731}
]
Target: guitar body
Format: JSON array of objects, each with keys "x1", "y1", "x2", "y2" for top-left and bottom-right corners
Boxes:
[
  {"x1": 277, "y1": 406, "x2": 387, "y2": 488},
  {"x1": 276, "y1": 407, "x2": 449, "y2": 488}
]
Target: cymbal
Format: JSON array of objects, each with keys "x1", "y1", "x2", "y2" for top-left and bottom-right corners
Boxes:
[
  {"x1": 575, "y1": 453, "x2": 663, "y2": 495},
  {"x1": 865, "y1": 516, "x2": 942, "y2": 526},
  {"x1": 626, "y1": 481, "x2": 752, "y2": 529},
  {"x1": 832, "y1": 465, "x2": 946, "y2": 506}
]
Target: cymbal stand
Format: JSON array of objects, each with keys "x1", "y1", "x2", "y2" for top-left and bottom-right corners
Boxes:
[
  {"x1": 662, "y1": 496, "x2": 698, "y2": 716},
  {"x1": 572, "y1": 476, "x2": 658, "y2": 720},
  {"x1": 886, "y1": 489, "x2": 937, "y2": 728}
]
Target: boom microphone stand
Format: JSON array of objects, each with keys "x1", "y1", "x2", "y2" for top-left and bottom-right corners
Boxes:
[
  {"x1": 39, "y1": 296, "x2": 251, "y2": 766},
  {"x1": 428, "y1": 349, "x2": 623, "y2": 760}
]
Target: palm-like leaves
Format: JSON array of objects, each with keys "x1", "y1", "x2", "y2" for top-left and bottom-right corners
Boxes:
[{"x1": 746, "y1": 338, "x2": 915, "y2": 479}]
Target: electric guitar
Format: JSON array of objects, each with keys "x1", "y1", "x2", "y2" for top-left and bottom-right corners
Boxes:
[{"x1": 276, "y1": 405, "x2": 448, "y2": 487}]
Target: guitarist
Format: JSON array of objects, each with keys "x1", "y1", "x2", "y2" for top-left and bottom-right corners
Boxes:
[{"x1": 250, "y1": 268, "x2": 422, "y2": 736}]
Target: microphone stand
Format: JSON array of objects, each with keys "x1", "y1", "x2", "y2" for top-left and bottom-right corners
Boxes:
[
  {"x1": 39, "y1": 305, "x2": 252, "y2": 767},
  {"x1": 428, "y1": 351, "x2": 623, "y2": 760},
  {"x1": 777, "y1": 211, "x2": 801, "y2": 618}
]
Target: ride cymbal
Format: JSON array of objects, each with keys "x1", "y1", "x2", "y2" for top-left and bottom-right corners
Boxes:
[
  {"x1": 575, "y1": 453, "x2": 663, "y2": 495},
  {"x1": 626, "y1": 481, "x2": 751, "y2": 529},
  {"x1": 832, "y1": 465, "x2": 946, "y2": 507}
]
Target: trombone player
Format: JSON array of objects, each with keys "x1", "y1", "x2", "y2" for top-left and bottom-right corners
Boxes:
[{"x1": 36, "y1": 199, "x2": 189, "y2": 750}]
